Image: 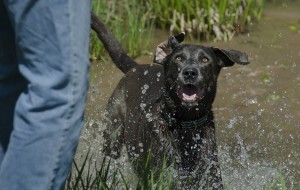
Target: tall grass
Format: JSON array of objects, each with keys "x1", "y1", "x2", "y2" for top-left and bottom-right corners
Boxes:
[
  {"x1": 147, "y1": 0, "x2": 265, "y2": 41},
  {"x1": 265, "y1": 171, "x2": 300, "y2": 190},
  {"x1": 65, "y1": 153, "x2": 121, "y2": 190},
  {"x1": 66, "y1": 152, "x2": 175, "y2": 190},
  {"x1": 90, "y1": 0, "x2": 154, "y2": 60},
  {"x1": 266, "y1": 174, "x2": 288, "y2": 190},
  {"x1": 66, "y1": 153, "x2": 299, "y2": 190},
  {"x1": 124, "y1": 0, "x2": 154, "y2": 58},
  {"x1": 90, "y1": 0, "x2": 265, "y2": 59}
]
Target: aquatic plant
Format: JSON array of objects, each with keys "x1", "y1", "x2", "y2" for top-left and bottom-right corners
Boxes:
[
  {"x1": 65, "y1": 152, "x2": 175, "y2": 190},
  {"x1": 90, "y1": 0, "x2": 265, "y2": 59},
  {"x1": 266, "y1": 174, "x2": 287, "y2": 190},
  {"x1": 65, "y1": 152, "x2": 121, "y2": 189},
  {"x1": 66, "y1": 152, "x2": 298, "y2": 190},
  {"x1": 90, "y1": 0, "x2": 153, "y2": 60},
  {"x1": 147, "y1": 0, "x2": 265, "y2": 41}
]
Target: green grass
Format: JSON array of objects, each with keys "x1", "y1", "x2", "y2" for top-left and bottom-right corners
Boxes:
[
  {"x1": 66, "y1": 152, "x2": 299, "y2": 190},
  {"x1": 265, "y1": 173, "x2": 300, "y2": 190},
  {"x1": 65, "y1": 152, "x2": 121, "y2": 190},
  {"x1": 266, "y1": 174, "x2": 288, "y2": 190},
  {"x1": 90, "y1": 0, "x2": 266, "y2": 59},
  {"x1": 65, "y1": 151, "x2": 175, "y2": 190},
  {"x1": 90, "y1": 0, "x2": 154, "y2": 60},
  {"x1": 146, "y1": 0, "x2": 265, "y2": 41}
]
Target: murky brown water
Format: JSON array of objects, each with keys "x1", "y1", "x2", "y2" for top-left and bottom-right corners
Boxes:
[{"x1": 77, "y1": 1, "x2": 300, "y2": 189}]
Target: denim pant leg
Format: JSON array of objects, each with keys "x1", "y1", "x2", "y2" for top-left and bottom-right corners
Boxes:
[
  {"x1": 0, "y1": 1, "x2": 91, "y2": 190},
  {"x1": 0, "y1": 1, "x2": 26, "y2": 164}
]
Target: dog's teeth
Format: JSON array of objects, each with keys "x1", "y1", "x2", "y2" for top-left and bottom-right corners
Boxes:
[{"x1": 182, "y1": 93, "x2": 197, "y2": 101}]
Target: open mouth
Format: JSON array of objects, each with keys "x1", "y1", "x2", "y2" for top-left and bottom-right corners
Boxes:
[{"x1": 176, "y1": 84, "x2": 205, "y2": 102}]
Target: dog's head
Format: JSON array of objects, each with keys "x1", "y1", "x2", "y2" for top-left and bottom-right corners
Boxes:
[{"x1": 154, "y1": 33, "x2": 249, "y2": 109}]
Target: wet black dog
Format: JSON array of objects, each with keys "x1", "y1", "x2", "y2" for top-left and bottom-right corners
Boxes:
[{"x1": 91, "y1": 13, "x2": 249, "y2": 189}]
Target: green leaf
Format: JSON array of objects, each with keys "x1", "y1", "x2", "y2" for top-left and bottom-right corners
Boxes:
[{"x1": 288, "y1": 25, "x2": 297, "y2": 31}]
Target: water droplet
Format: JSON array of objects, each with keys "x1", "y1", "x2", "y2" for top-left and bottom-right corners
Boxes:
[
  {"x1": 140, "y1": 103, "x2": 146, "y2": 110},
  {"x1": 146, "y1": 113, "x2": 153, "y2": 122},
  {"x1": 247, "y1": 98, "x2": 258, "y2": 105},
  {"x1": 143, "y1": 84, "x2": 149, "y2": 89},
  {"x1": 89, "y1": 119, "x2": 94, "y2": 127},
  {"x1": 141, "y1": 84, "x2": 149, "y2": 94},
  {"x1": 227, "y1": 117, "x2": 237, "y2": 129}
]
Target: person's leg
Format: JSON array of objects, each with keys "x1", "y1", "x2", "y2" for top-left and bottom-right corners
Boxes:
[
  {"x1": 0, "y1": 1, "x2": 91, "y2": 190},
  {"x1": 0, "y1": 1, "x2": 26, "y2": 164}
]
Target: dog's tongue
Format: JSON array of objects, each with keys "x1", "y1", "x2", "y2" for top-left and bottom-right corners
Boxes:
[{"x1": 182, "y1": 93, "x2": 197, "y2": 101}]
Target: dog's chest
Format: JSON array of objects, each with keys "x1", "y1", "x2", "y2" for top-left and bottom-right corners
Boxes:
[{"x1": 124, "y1": 102, "x2": 210, "y2": 166}]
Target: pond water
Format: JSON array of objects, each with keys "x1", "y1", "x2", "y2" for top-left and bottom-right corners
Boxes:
[{"x1": 76, "y1": 1, "x2": 300, "y2": 189}]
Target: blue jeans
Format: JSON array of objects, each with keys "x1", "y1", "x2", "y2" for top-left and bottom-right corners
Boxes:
[{"x1": 0, "y1": 1, "x2": 90, "y2": 189}]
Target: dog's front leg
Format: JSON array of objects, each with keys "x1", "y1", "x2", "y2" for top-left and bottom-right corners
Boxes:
[
  {"x1": 103, "y1": 85, "x2": 127, "y2": 159},
  {"x1": 199, "y1": 128, "x2": 223, "y2": 190}
]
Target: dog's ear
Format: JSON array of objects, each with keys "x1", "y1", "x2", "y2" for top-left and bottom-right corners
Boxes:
[
  {"x1": 213, "y1": 47, "x2": 250, "y2": 67},
  {"x1": 153, "y1": 32, "x2": 185, "y2": 64}
]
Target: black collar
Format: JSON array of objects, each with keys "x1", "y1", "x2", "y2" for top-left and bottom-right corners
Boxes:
[
  {"x1": 161, "y1": 111, "x2": 209, "y2": 129},
  {"x1": 161, "y1": 93, "x2": 210, "y2": 129}
]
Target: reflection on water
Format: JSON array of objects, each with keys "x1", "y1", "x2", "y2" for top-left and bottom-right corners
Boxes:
[{"x1": 77, "y1": 1, "x2": 300, "y2": 189}]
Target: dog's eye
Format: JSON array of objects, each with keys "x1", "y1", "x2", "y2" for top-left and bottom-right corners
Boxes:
[
  {"x1": 202, "y1": 57, "x2": 209, "y2": 63},
  {"x1": 175, "y1": 56, "x2": 182, "y2": 61}
]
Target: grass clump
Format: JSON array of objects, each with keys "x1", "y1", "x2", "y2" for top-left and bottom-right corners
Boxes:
[
  {"x1": 265, "y1": 172, "x2": 300, "y2": 190},
  {"x1": 65, "y1": 152, "x2": 174, "y2": 190},
  {"x1": 65, "y1": 153, "x2": 121, "y2": 190},
  {"x1": 90, "y1": 0, "x2": 154, "y2": 60},
  {"x1": 135, "y1": 151, "x2": 174, "y2": 190}
]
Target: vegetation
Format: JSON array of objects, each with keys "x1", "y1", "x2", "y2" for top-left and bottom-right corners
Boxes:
[
  {"x1": 90, "y1": 0, "x2": 265, "y2": 60},
  {"x1": 65, "y1": 152, "x2": 174, "y2": 190},
  {"x1": 147, "y1": 0, "x2": 264, "y2": 41},
  {"x1": 90, "y1": 0, "x2": 154, "y2": 60},
  {"x1": 65, "y1": 153, "x2": 299, "y2": 190}
]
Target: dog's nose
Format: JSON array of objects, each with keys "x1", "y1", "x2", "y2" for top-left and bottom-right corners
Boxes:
[{"x1": 182, "y1": 67, "x2": 198, "y2": 79}]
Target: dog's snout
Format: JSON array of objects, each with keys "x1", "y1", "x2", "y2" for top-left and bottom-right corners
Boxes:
[{"x1": 182, "y1": 67, "x2": 198, "y2": 79}]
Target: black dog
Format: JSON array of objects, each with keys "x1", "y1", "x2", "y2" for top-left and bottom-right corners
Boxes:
[{"x1": 91, "y1": 13, "x2": 249, "y2": 189}]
